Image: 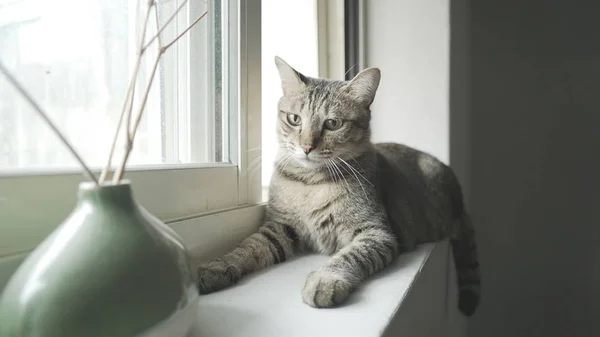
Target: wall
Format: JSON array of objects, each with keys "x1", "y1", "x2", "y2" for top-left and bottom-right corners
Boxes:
[
  {"x1": 366, "y1": 0, "x2": 450, "y2": 164},
  {"x1": 455, "y1": 0, "x2": 600, "y2": 336},
  {"x1": 368, "y1": 0, "x2": 600, "y2": 335},
  {"x1": 366, "y1": 1, "x2": 466, "y2": 334}
]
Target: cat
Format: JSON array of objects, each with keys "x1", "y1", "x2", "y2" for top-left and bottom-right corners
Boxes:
[{"x1": 197, "y1": 56, "x2": 481, "y2": 317}]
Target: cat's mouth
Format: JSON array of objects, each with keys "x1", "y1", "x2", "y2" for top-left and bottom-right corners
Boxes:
[{"x1": 293, "y1": 154, "x2": 325, "y2": 169}]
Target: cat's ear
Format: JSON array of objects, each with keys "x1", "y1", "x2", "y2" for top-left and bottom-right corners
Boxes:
[
  {"x1": 274, "y1": 56, "x2": 307, "y2": 96},
  {"x1": 343, "y1": 67, "x2": 381, "y2": 106}
]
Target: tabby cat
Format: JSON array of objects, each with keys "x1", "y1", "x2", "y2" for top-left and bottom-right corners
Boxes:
[{"x1": 197, "y1": 56, "x2": 481, "y2": 316}]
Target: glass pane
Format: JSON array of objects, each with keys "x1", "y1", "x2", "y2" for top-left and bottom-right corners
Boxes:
[{"x1": 0, "y1": 0, "x2": 230, "y2": 172}]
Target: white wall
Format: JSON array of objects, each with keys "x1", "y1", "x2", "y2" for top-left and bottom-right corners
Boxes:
[
  {"x1": 365, "y1": 0, "x2": 449, "y2": 164},
  {"x1": 365, "y1": 1, "x2": 467, "y2": 334}
]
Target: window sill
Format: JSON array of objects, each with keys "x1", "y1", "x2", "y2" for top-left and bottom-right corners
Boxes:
[
  {"x1": 188, "y1": 240, "x2": 466, "y2": 337},
  {"x1": 0, "y1": 209, "x2": 466, "y2": 337}
]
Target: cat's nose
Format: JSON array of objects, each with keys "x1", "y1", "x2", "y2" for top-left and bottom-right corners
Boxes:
[{"x1": 302, "y1": 145, "x2": 314, "y2": 155}]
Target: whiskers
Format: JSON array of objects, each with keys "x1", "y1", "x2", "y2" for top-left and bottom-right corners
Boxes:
[
  {"x1": 274, "y1": 153, "x2": 294, "y2": 173},
  {"x1": 320, "y1": 150, "x2": 375, "y2": 202},
  {"x1": 246, "y1": 154, "x2": 263, "y2": 180},
  {"x1": 246, "y1": 141, "x2": 305, "y2": 182},
  {"x1": 326, "y1": 158, "x2": 351, "y2": 192},
  {"x1": 246, "y1": 145, "x2": 374, "y2": 204},
  {"x1": 336, "y1": 156, "x2": 373, "y2": 201}
]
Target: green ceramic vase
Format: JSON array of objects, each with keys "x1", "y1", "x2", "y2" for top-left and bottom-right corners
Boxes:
[{"x1": 0, "y1": 180, "x2": 199, "y2": 337}]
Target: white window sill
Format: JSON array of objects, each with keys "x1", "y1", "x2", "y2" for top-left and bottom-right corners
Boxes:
[
  {"x1": 0, "y1": 207, "x2": 466, "y2": 337},
  {"x1": 188, "y1": 240, "x2": 466, "y2": 337}
]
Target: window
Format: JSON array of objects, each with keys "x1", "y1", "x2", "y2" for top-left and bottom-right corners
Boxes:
[
  {"x1": 0, "y1": 0, "x2": 231, "y2": 169},
  {"x1": 0, "y1": 0, "x2": 346, "y2": 259},
  {"x1": 0, "y1": 0, "x2": 261, "y2": 256}
]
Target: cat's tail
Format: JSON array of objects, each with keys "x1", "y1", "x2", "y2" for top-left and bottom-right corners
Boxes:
[{"x1": 450, "y1": 210, "x2": 481, "y2": 317}]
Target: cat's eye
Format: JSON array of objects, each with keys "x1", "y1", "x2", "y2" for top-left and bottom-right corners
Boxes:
[
  {"x1": 324, "y1": 118, "x2": 343, "y2": 130},
  {"x1": 286, "y1": 113, "x2": 302, "y2": 126}
]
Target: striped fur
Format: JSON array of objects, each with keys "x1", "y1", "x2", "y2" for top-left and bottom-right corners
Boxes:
[{"x1": 197, "y1": 56, "x2": 481, "y2": 316}]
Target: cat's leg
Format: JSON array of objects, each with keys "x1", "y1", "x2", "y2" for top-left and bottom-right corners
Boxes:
[
  {"x1": 198, "y1": 220, "x2": 299, "y2": 294},
  {"x1": 302, "y1": 226, "x2": 399, "y2": 308}
]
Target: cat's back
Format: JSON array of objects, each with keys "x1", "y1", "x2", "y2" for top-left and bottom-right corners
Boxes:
[
  {"x1": 373, "y1": 141, "x2": 460, "y2": 203},
  {"x1": 373, "y1": 142, "x2": 465, "y2": 245},
  {"x1": 374, "y1": 142, "x2": 449, "y2": 182}
]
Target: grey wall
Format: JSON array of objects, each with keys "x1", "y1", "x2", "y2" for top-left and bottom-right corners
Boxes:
[
  {"x1": 452, "y1": 0, "x2": 600, "y2": 336},
  {"x1": 368, "y1": 0, "x2": 600, "y2": 335}
]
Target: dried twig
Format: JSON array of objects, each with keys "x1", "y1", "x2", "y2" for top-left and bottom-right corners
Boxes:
[
  {"x1": 99, "y1": 0, "x2": 154, "y2": 184},
  {"x1": 125, "y1": 0, "x2": 155, "y2": 149},
  {"x1": 111, "y1": 55, "x2": 161, "y2": 183},
  {"x1": 111, "y1": 6, "x2": 209, "y2": 183},
  {"x1": 152, "y1": 0, "x2": 163, "y2": 47},
  {"x1": 0, "y1": 60, "x2": 99, "y2": 185},
  {"x1": 143, "y1": 0, "x2": 188, "y2": 52},
  {"x1": 162, "y1": 10, "x2": 208, "y2": 51}
]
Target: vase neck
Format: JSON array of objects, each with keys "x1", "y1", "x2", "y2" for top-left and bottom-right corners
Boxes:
[{"x1": 77, "y1": 181, "x2": 136, "y2": 208}]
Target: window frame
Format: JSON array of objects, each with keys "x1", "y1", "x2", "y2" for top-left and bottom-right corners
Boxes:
[
  {"x1": 316, "y1": 0, "x2": 346, "y2": 79},
  {"x1": 0, "y1": 0, "x2": 262, "y2": 257}
]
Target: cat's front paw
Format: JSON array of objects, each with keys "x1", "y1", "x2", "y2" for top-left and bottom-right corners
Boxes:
[
  {"x1": 301, "y1": 270, "x2": 353, "y2": 308},
  {"x1": 197, "y1": 260, "x2": 242, "y2": 294}
]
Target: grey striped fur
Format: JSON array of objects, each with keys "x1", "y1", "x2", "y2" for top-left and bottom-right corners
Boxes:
[{"x1": 197, "y1": 56, "x2": 481, "y2": 316}]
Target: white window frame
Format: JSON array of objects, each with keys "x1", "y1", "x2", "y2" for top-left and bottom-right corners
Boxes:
[
  {"x1": 0, "y1": 0, "x2": 262, "y2": 258},
  {"x1": 317, "y1": 0, "x2": 345, "y2": 79}
]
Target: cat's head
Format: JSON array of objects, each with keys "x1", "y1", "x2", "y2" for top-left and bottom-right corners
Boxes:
[{"x1": 274, "y1": 56, "x2": 381, "y2": 170}]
